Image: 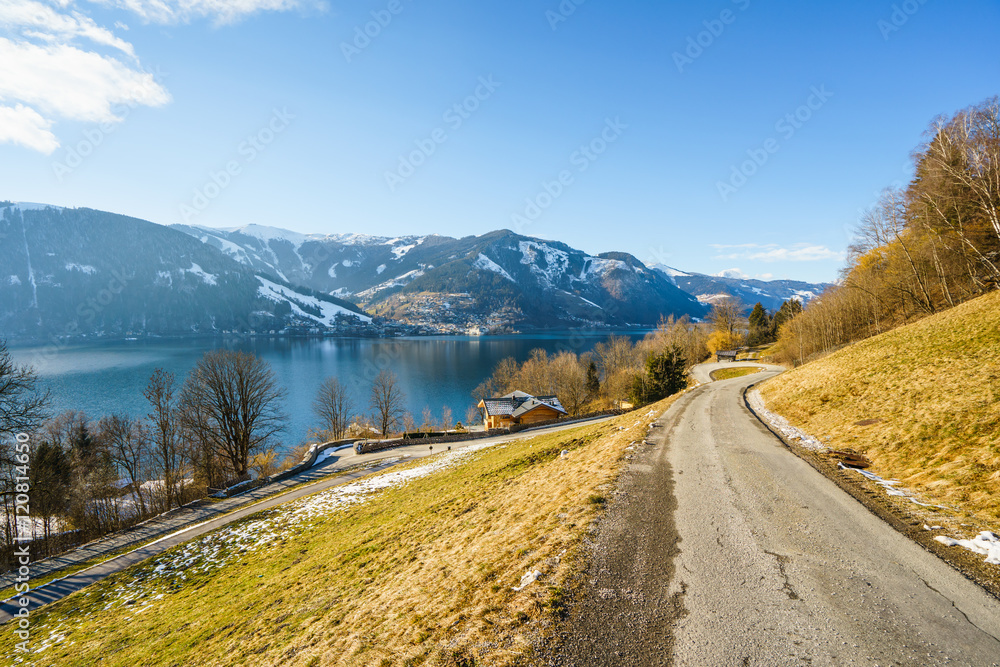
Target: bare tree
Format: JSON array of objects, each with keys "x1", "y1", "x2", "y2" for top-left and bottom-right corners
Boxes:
[
  {"x1": 178, "y1": 350, "x2": 287, "y2": 478},
  {"x1": 466, "y1": 405, "x2": 482, "y2": 429},
  {"x1": 370, "y1": 370, "x2": 405, "y2": 439},
  {"x1": 312, "y1": 377, "x2": 354, "y2": 441},
  {"x1": 440, "y1": 405, "x2": 453, "y2": 431},
  {"x1": 144, "y1": 369, "x2": 183, "y2": 509},
  {"x1": 421, "y1": 405, "x2": 434, "y2": 433},
  {"x1": 0, "y1": 340, "x2": 49, "y2": 445},
  {"x1": 549, "y1": 351, "x2": 588, "y2": 415},
  {"x1": 97, "y1": 414, "x2": 150, "y2": 515}
]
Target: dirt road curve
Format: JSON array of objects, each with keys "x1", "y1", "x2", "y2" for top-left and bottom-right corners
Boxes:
[{"x1": 546, "y1": 366, "x2": 1000, "y2": 666}]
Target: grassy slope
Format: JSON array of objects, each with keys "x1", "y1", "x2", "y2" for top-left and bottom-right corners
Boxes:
[
  {"x1": 3, "y1": 402, "x2": 674, "y2": 666},
  {"x1": 759, "y1": 290, "x2": 1000, "y2": 523}
]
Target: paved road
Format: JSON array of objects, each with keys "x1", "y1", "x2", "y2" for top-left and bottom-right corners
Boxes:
[
  {"x1": 551, "y1": 367, "x2": 1000, "y2": 666},
  {"x1": 0, "y1": 416, "x2": 611, "y2": 623}
]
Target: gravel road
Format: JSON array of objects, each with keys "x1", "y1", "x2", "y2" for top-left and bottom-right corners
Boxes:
[{"x1": 544, "y1": 366, "x2": 1000, "y2": 666}]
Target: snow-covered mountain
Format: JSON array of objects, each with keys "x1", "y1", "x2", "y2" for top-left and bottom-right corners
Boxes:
[
  {"x1": 173, "y1": 225, "x2": 708, "y2": 328},
  {"x1": 0, "y1": 203, "x2": 370, "y2": 341},
  {"x1": 650, "y1": 265, "x2": 831, "y2": 313}
]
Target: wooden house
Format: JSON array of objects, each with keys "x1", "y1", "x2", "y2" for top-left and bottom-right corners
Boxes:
[{"x1": 477, "y1": 391, "x2": 568, "y2": 429}]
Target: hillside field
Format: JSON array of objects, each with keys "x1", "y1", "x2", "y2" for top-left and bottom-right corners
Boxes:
[
  {"x1": 759, "y1": 290, "x2": 1000, "y2": 524},
  {"x1": 2, "y1": 402, "x2": 676, "y2": 666}
]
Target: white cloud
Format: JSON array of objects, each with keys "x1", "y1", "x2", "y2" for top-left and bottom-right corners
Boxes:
[
  {"x1": 89, "y1": 0, "x2": 327, "y2": 26},
  {"x1": 710, "y1": 243, "x2": 845, "y2": 263},
  {"x1": 0, "y1": 0, "x2": 136, "y2": 57},
  {"x1": 0, "y1": 103, "x2": 58, "y2": 154},
  {"x1": 714, "y1": 268, "x2": 748, "y2": 279},
  {"x1": 0, "y1": 38, "x2": 170, "y2": 124},
  {"x1": 0, "y1": 0, "x2": 319, "y2": 154}
]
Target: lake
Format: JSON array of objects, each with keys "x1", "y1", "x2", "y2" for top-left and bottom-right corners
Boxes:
[{"x1": 10, "y1": 332, "x2": 648, "y2": 453}]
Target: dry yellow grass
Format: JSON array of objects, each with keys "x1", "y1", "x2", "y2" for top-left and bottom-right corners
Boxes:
[
  {"x1": 3, "y1": 397, "x2": 680, "y2": 666},
  {"x1": 759, "y1": 290, "x2": 1000, "y2": 524}
]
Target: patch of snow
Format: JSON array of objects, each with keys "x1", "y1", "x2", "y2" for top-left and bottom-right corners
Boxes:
[
  {"x1": 7, "y1": 275, "x2": 21, "y2": 285},
  {"x1": 65, "y1": 263, "x2": 97, "y2": 275},
  {"x1": 257, "y1": 276, "x2": 371, "y2": 324},
  {"x1": 580, "y1": 256, "x2": 633, "y2": 283},
  {"x1": 357, "y1": 269, "x2": 426, "y2": 297},
  {"x1": 342, "y1": 260, "x2": 354, "y2": 268},
  {"x1": 934, "y1": 532, "x2": 1000, "y2": 565},
  {"x1": 327, "y1": 264, "x2": 337, "y2": 278},
  {"x1": 696, "y1": 293, "x2": 734, "y2": 305},
  {"x1": 376, "y1": 264, "x2": 387, "y2": 275},
  {"x1": 512, "y1": 569, "x2": 542, "y2": 591},
  {"x1": 185, "y1": 263, "x2": 217, "y2": 286},
  {"x1": 13, "y1": 202, "x2": 64, "y2": 212},
  {"x1": 25, "y1": 443, "x2": 502, "y2": 656},
  {"x1": 520, "y1": 240, "x2": 572, "y2": 288},
  {"x1": 223, "y1": 224, "x2": 309, "y2": 247},
  {"x1": 392, "y1": 243, "x2": 417, "y2": 260},
  {"x1": 747, "y1": 389, "x2": 830, "y2": 451},
  {"x1": 473, "y1": 253, "x2": 514, "y2": 282}
]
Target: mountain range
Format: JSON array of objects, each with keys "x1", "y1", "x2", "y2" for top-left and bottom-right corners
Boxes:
[
  {"x1": 651, "y1": 266, "x2": 832, "y2": 313},
  {"x1": 0, "y1": 202, "x2": 830, "y2": 342}
]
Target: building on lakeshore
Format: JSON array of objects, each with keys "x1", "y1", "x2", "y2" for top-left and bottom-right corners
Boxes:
[{"x1": 478, "y1": 391, "x2": 568, "y2": 429}]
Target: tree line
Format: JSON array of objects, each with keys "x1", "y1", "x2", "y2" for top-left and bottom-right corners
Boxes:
[
  {"x1": 0, "y1": 342, "x2": 447, "y2": 568},
  {"x1": 772, "y1": 96, "x2": 1000, "y2": 364},
  {"x1": 473, "y1": 316, "x2": 711, "y2": 411}
]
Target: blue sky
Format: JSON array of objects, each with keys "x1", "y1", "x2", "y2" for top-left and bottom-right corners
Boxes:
[{"x1": 1, "y1": 1, "x2": 998, "y2": 283}]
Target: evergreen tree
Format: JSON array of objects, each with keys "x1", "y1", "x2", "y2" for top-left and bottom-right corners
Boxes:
[
  {"x1": 631, "y1": 346, "x2": 687, "y2": 405},
  {"x1": 30, "y1": 440, "x2": 72, "y2": 540},
  {"x1": 585, "y1": 361, "x2": 600, "y2": 399},
  {"x1": 771, "y1": 299, "x2": 803, "y2": 338},
  {"x1": 748, "y1": 302, "x2": 771, "y2": 345}
]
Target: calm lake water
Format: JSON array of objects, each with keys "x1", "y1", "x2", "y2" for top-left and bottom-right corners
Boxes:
[{"x1": 10, "y1": 333, "x2": 647, "y2": 453}]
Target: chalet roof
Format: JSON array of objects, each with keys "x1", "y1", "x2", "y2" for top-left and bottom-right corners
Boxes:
[{"x1": 479, "y1": 391, "x2": 568, "y2": 418}]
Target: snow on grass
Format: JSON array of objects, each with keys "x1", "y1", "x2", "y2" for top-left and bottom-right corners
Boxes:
[
  {"x1": 257, "y1": 276, "x2": 371, "y2": 324},
  {"x1": 747, "y1": 389, "x2": 825, "y2": 450},
  {"x1": 752, "y1": 389, "x2": 1000, "y2": 567},
  {"x1": 64, "y1": 263, "x2": 96, "y2": 275},
  {"x1": 934, "y1": 532, "x2": 1000, "y2": 565},
  {"x1": 28, "y1": 444, "x2": 500, "y2": 657},
  {"x1": 473, "y1": 253, "x2": 514, "y2": 282}
]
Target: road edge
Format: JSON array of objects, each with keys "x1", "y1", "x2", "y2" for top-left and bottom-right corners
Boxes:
[{"x1": 742, "y1": 380, "x2": 1000, "y2": 602}]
